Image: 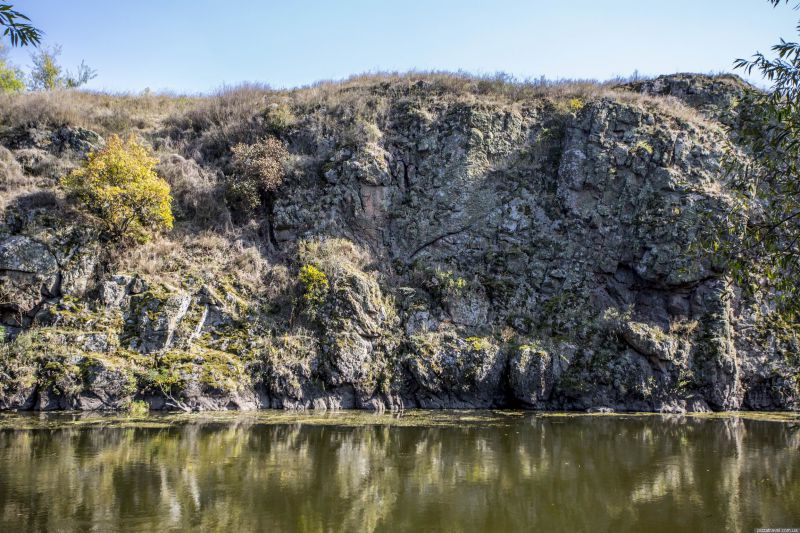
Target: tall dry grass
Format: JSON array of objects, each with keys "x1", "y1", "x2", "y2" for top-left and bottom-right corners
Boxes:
[
  {"x1": 0, "y1": 89, "x2": 198, "y2": 136},
  {"x1": 0, "y1": 145, "x2": 57, "y2": 210},
  {"x1": 116, "y1": 230, "x2": 272, "y2": 291},
  {"x1": 0, "y1": 71, "x2": 735, "y2": 140}
]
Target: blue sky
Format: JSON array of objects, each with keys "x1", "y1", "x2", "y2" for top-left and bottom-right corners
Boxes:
[{"x1": 5, "y1": 0, "x2": 798, "y2": 93}]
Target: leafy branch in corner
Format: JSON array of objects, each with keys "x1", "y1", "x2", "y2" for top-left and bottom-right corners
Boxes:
[
  {"x1": 708, "y1": 0, "x2": 800, "y2": 318},
  {"x1": 0, "y1": 4, "x2": 41, "y2": 47}
]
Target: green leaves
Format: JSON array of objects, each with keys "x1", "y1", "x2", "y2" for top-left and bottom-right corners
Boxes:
[
  {"x1": 0, "y1": 4, "x2": 41, "y2": 47},
  {"x1": 62, "y1": 135, "x2": 174, "y2": 244},
  {"x1": 709, "y1": 0, "x2": 800, "y2": 318}
]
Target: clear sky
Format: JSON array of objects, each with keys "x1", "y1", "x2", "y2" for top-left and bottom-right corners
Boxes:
[{"x1": 5, "y1": 0, "x2": 798, "y2": 94}]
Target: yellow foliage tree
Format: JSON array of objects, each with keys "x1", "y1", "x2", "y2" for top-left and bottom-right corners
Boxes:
[{"x1": 62, "y1": 135, "x2": 173, "y2": 243}]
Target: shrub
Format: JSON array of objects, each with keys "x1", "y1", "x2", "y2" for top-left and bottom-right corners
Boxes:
[
  {"x1": 226, "y1": 136, "x2": 288, "y2": 217},
  {"x1": 127, "y1": 400, "x2": 149, "y2": 416},
  {"x1": 465, "y1": 336, "x2": 492, "y2": 351},
  {"x1": 299, "y1": 264, "x2": 329, "y2": 312},
  {"x1": 0, "y1": 59, "x2": 23, "y2": 94},
  {"x1": 632, "y1": 140, "x2": 654, "y2": 155},
  {"x1": 61, "y1": 134, "x2": 173, "y2": 243},
  {"x1": 434, "y1": 268, "x2": 468, "y2": 295},
  {"x1": 263, "y1": 102, "x2": 296, "y2": 134},
  {"x1": 567, "y1": 97, "x2": 584, "y2": 112},
  {"x1": 225, "y1": 171, "x2": 260, "y2": 215}
]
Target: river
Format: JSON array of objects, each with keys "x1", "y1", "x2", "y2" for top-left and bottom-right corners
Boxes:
[{"x1": 0, "y1": 411, "x2": 798, "y2": 532}]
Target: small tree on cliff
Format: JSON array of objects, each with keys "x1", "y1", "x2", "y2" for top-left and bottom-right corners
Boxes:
[
  {"x1": 62, "y1": 135, "x2": 173, "y2": 243},
  {"x1": 226, "y1": 136, "x2": 288, "y2": 217},
  {"x1": 226, "y1": 136, "x2": 289, "y2": 249}
]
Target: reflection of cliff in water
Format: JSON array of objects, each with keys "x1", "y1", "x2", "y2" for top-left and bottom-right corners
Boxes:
[{"x1": 0, "y1": 416, "x2": 798, "y2": 532}]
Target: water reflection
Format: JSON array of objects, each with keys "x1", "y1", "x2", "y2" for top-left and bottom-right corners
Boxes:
[{"x1": 0, "y1": 414, "x2": 798, "y2": 532}]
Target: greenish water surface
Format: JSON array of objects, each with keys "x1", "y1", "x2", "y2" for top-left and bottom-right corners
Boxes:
[{"x1": 0, "y1": 410, "x2": 798, "y2": 532}]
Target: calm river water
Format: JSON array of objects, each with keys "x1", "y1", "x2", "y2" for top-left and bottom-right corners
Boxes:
[{"x1": 0, "y1": 410, "x2": 798, "y2": 532}]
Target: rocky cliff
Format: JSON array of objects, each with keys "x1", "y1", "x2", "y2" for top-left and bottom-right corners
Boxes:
[{"x1": 0, "y1": 73, "x2": 797, "y2": 412}]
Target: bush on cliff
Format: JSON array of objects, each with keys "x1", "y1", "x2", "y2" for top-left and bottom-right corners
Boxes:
[
  {"x1": 61, "y1": 134, "x2": 173, "y2": 243},
  {"x1": 226, "y1": 136, "x2": 288, "y2": 218},
  {"x1": 298, "y1": 264, "x2": 329, "y2": 316}
]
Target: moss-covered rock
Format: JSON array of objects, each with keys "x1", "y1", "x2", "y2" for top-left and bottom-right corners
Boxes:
[
  {"x1": 125, "y1": 285, "x2": 192, "y2": 354},
  {"x1": 403, "y1": 330, "x2": 506, "y2": 408}
]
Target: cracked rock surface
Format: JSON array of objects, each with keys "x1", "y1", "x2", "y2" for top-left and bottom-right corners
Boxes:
[{"x1": 0, "y1": 73, "x2": 798, "y2": 412}]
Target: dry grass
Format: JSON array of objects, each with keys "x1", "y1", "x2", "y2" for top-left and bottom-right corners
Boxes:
[
  {"x1": 0, "y1": 146, "x2": 56, "y2": 210},
  {"x1": 116, "y1": 231, "x2": 271, "y2": 291},
  {"x1": 155, "y1": 154, "x2": 229, "y2": 228},
  {"x1": 669, "y1": 318, "x2": 700, "y2": 336},
  {"x1": 161, "y1": 71, "x2": 720, "y2": 155},
  {"x1": 167, "y1": 83, "x2": 270, "y2": 131},
  {"x1": 298, "y1": 237, "x2": 372, "y2": 270},
  {"x1": 0, "y1": 71, "x2": 737, "y2": 139},
  {"x1": 163, "y1": 83, "x2": 272, "y2": 160},
  {"x1": 291, "y1": 70, "x2": 609, "y2": 107},
  {"x1": 0, "y1": 71, "x2": 730, "y2": 162},
  {"x1": 0, "y1": 89, "x2": 197, "y2": 136}
]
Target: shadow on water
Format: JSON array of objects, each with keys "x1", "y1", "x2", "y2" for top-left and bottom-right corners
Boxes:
[{"x1": 0, "y1": 412, "x2": 798, "y2": 532}]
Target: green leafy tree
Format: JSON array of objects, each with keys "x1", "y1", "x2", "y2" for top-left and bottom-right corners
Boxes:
[
  {"x1": 0, "y1": 61, "x2": 23, "y2": 92},
  {"x1": 0, "y1": 44, "x2": 23, "y2": 92},
  {"x1": 0, "y1": 4, "x2": 41, "y2": 47},
  {"x1": 61, "y1": 135, "x2": 174, "y2": 243},
  {"x1": 28, "y1": 44, "x2": 95, "y2": 90},
  {"x1": 711, "y1": 0, "x2": 800, "y2": 316}
]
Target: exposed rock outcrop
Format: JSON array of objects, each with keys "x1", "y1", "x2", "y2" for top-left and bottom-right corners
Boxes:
[{"x1": 0, "y1": 74, "x2": 797, "y2": 412}]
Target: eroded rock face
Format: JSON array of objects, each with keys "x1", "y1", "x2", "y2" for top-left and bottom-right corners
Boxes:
[
  {"x1": 0, "y1": 235, "x2": 59, "y2": 316},
  {"x1": 624, "y1": 73, "x2": 745, "y2": 121},
  {"x1": 0, "y1": 126, "x2": 103, "y2": 155},
  {"x1": 404, "y1": 332, "x2": 506, "y2": 408},
  {"x1": 0, "y1": 74, "x2": 797, "y2": 412},
  {"x1": 509, "y1": 341, "x2": 576, "y2": 408},
  {"x1": 126, "y1": 286, "x2": 192, "y2": 354},
  {"x1": 690, "y1": 280, "x2": 742, "y2": 410}
]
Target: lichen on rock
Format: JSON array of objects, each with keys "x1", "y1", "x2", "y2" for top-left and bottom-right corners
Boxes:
[{"x1": 0, "y1": 73, "x2": 797, "y2": 412}]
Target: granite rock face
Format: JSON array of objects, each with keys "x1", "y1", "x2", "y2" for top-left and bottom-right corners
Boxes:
[{"x1": 0, "y1": 74, "x2": 798, "y2": 412}]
